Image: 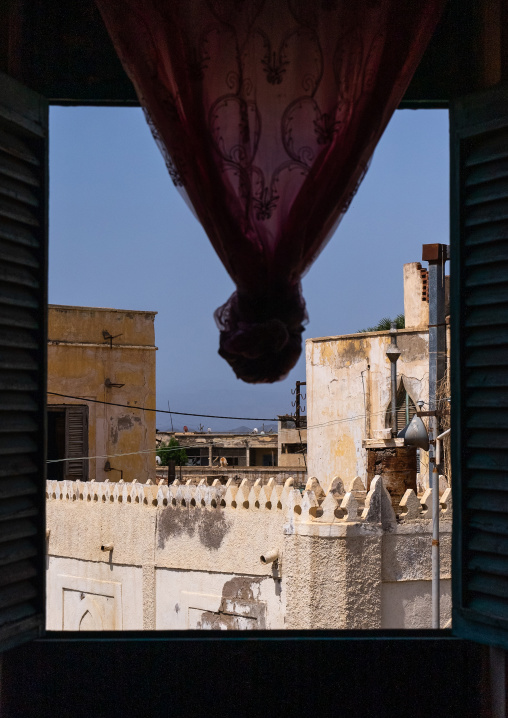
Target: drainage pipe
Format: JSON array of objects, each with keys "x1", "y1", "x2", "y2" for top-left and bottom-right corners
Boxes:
[
  {"x1": 431, "y1": 447, "x2": 440, "y2": 628},
  {"x1": 431, "y1": 426, "x2": 451, "y2": 628},
  {"x1": 436, "y1": 428, "x2": 451, "y2": 467}
]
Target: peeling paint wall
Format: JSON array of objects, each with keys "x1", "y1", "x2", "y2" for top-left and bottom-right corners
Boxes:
[
  {"x1": 306, "y1": 328, "x2": 430, "y2": 492},
  {"x1": 47, "y1": 305, "x2": 157, "y2": 482}
]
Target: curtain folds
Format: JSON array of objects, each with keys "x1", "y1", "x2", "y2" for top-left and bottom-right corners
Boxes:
[{"x1": 96, "y1": 0, "x2": 445, "y2": 382}]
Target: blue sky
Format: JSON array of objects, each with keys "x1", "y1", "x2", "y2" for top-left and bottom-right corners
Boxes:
[{"x1": 48, "y1": 107, "x2": 449, "y2": 430}]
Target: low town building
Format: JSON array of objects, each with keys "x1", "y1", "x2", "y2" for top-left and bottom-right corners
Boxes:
[
  {"x1": 47, "y1": 305, "x2": 157, "y2": 483},
  {"x1": 156, "y1": 421, "x2": 308, "y2": 486},
  {"x1": 277, "y1": 415, "x2": 307, "y2": 469},
  {"x1": 156, "y1": 429, "x2": 278, "y2": 468}
]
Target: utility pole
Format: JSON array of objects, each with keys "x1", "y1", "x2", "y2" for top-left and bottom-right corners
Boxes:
[
  {"x1": 422, "y1": 242, "x2": 449, "y2": 629},
  {"x1": 291, "y1": 381, "x2": 307, "y2": 482},
  {"x1": 291, "y1": 381, "x2": 306, "y2": 429}
]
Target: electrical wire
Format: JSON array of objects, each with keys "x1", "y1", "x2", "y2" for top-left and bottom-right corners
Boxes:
[
  {"x1": 47, "y1": 392, "x2": 279, "y2": 422},
  {"x1": 47, "y1": 444, "x2": 183, "y2": 464},
  {"x1": 47, "y1": 399, "x2": 420, "y2": 465},
  {"x1": 48, "y1": 391, "x2": 422, "y2": 430},
  {"x1": 49, "y1": 364, "x2": 432, "y2": 465}
]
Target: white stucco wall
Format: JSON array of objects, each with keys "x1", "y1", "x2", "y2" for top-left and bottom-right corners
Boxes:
[
  {"x1": 46, "y1": 557, "x2": 143, "y2": 630},
  {"x1": 46, "y1": 478, "x2": 452, "y2": 632}
]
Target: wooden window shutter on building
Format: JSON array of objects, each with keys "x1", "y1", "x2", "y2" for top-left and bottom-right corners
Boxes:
[
  {"x1": 450, "y1": 82, "x2": 508, "y2": 648},
  {"x1": 0, "y1": 72, "x2": 47, "y2": 650},
  {"x1": 65, "y1": 406, "x2": 88, "y2": 481}
]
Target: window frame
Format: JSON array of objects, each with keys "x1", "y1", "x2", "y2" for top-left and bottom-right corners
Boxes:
[
  {"x1": 1, "y1": 73, "x2": 498, "y2": 651},
  {"x1": 39, "y1": 105, "x2": 458, "y2": 641}
]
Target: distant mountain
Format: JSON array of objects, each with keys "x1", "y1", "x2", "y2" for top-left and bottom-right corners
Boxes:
[
  {"x1": 156, "y1": 422, "x2": 279, "y2": 434},
  {"x1": 222, "y1": 424, "x2": 278, "y2": 434}
]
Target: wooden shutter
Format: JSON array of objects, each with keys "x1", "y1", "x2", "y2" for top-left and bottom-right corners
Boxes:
[
  {"x1": 451, "y1": 82, "x2": 508, "y2": 647},
  {"x1": 0, "y1": 72, "x2": 47, "y2": 650},
  {"x1": 65, "y1": 406, "x2": 88, "y2": 481}
]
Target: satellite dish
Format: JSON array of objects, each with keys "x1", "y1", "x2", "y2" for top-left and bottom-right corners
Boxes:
[
  {"x1": 253, "y1": 428, "x2": 258, "y2": 434},
  {"x1": 207, "y1": 428, "x2": 212, "y2": 433},
  {"x1": 402, "y1": 414, "x2": 429, "y2": 451}
]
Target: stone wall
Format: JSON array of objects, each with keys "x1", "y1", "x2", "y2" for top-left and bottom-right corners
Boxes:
[{"x1": 46, "y1": 476, "x2": 452, "y2": 631}]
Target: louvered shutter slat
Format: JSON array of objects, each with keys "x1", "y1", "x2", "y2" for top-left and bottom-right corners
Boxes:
[
  {"x1": 65, "y1": 406, "x2": 88, "y2": 480},
  {"x1": 0, "y1": 72, "x2": 46, "y2": 651},
  {"x1": 451, "y1": 83, "x2": 508, "y2": 648}
]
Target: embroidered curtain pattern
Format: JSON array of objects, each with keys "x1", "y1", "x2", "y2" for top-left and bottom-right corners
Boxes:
[{"x1": 96, "y1": 0, "x2": 444, "y2": 382}]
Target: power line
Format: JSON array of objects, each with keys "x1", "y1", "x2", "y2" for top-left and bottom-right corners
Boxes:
[
  {"x1": 47, "y1": 392, "x2": 278, "y2": 422},
  {"x1": 47, "y1": 397, "x2": 424, "y2": 466},
  {"x1": 47, "y1": 444, "x2": 188, "y2": 464},
  {"x1": 48, "y1": 391, "x2": 422, "y2": 434}
]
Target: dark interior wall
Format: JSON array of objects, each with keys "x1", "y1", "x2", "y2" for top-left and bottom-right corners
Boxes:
[
  {"x1": 0, "y1": 0, "x2": 484, "y2": 107},
  {"x1": 0, "y1": 0, "x2": 137, "y2": 105},
  {"x1": 0, "y1": 633, "x2": 490, "y2": 718}
]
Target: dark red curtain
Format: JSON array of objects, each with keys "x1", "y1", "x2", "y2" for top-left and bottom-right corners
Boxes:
[{"x1": 96, "y1": 0, "x2": 445, "y2": 383}]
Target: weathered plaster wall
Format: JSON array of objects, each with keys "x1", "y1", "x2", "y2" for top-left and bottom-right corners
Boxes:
[
  {"x1": 46, "y1": 476, "x2": 452, "y2": 631},
  {"x1": 48, "y1": 305, "x2": 157, "y2": 482},
  {"x1": 306, "y1": 329, "x2": 429, "y2": 491}
]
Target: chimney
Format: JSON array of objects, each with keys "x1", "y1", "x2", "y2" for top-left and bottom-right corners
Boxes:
[{"x1": 403, "y1": 262, "x2": 429, "y2": 329}]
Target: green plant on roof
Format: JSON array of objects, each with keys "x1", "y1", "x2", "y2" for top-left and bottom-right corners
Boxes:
[
  {"x1": 357, "y1": 313, "x2": 405, "y2": 333},
  {"x1": 156, "y1": 437, "x2": 188, "y2": 466}
]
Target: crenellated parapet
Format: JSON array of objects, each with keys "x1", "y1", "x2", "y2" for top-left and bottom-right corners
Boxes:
[{"x1": 46, "y1": 475, "x2": 452, "y2": 528}]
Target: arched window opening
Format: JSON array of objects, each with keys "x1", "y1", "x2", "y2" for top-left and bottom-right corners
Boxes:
[{"x1": 385, "y1": 381, "x2": 417, "y2": 434}]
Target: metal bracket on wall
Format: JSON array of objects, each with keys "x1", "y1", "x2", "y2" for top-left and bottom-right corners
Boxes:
[
  {"x1": 102, "y1": 330, "x2": 123, "y2": 348},
  {"x1": 105, "y1": 378, "x2": 125, "y2": 389}
]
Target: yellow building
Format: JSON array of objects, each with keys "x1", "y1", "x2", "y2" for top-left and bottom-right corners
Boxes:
[{"x1": 47, "y1": 305, "x2": 157, "y2": 483}]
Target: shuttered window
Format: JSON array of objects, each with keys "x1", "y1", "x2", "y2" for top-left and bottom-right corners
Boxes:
[
  {"x1": 385, "y1": 387, "x2": 418, "y2": 433},
  {"x1": 48, "y1": 405, "x2": 88, "y2": 481},
  {"x1": 451, "y1": 83, "x2": 508, "y2": 647},
  {"x1": 0, "y1": 72, "x2": 47, "y2": 651},
  {"x1": 65, "y1": 405, "x2": 88, "y2": 480}
]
